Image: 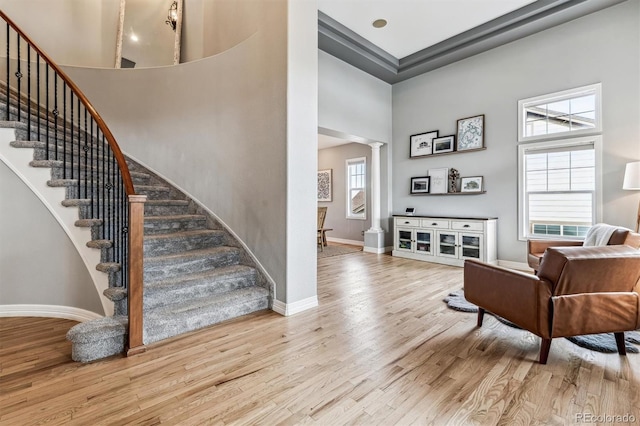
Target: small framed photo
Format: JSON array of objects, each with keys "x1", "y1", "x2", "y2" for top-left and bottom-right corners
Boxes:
[
  {"x1": 461, "y1": 176, "x2": 484, "y2": 192},
  {"x1": 428, "y1": 167, "x2": 449, "y2": 194},
  {"x1": 432, "y1": 135, "x2": 455, "y2": 154},
  {"x1": 410, "y1": 176, "x2": 430, "y2": 194},
  {"x1": 456, "y1": 114, "x2": 484, "y2": 151},
  {"x1": 410, "y1": 130, "x2": 438, "y2": 158},
  {"x1": 317, "y1": 169, "x2": 332, "y2": 201}
]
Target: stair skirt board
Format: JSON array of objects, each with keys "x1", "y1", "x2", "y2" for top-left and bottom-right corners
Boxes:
[
  {"x1": 0, "y1": 304, "x2": 103, "y2": 322},
  {"x1": 3, "y1": 120, "x2": 275, "y2": 362}
]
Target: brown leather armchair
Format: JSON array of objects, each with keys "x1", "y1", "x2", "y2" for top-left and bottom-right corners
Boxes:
[
  {"x1": 464, "y1": 245, "x2": 640, "y2": 364},
  {"x1": 527, "y1": 229, "x2": 640, "y2": 272}
]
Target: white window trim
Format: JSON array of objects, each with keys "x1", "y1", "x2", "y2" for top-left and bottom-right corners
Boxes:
[
  {"x1": 346, "y1": 157, "x2": 366, "y2": 220},
  {"x1": 517, "y1": 135, "x2": 603, "y2": 241},
  {"x1": 517, "y1": 83, "x2": 602, "y2": 143}
]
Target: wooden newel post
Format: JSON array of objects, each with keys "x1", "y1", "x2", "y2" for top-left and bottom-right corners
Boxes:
[{"x1": 127, "y1": 194, "x2": 147, "y2": 356}]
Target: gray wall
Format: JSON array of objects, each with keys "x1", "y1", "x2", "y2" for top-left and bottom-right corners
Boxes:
[
  {"x1": 318, "y1": 50, "x2": 393, "y2": 246},
  {"x1": 0, "y1": 0, "x2": 119, "y2": 68},
  {"x1": 0, "y1": 162, "x2": 103, "y2": 314},
  {"x1": 318, "y1": 50, "x2": 392, "y2": 144},
  {"x1": 63, "y1": 0, "x2": 291, "y2": 300},
  {"x1": 318, "y1": 143, "x2": 371, "y2": 243},
  {"x1": 392, "y1": 0, "x2": 640, "y2": 263}
]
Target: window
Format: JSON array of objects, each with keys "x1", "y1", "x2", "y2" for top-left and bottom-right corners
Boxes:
[
  {"x1": 346, "y1": 157, "x2": 366, "y2": 219},
  {"x1": 518, "y1": 83, "x2": 601, "y2": 142},
  {"x1": 518, "y1": 136, "x2": 602, "y2": 239}
]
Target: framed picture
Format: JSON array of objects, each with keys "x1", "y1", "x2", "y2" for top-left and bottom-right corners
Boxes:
[
  {"x1": 410, "y1": 130, "x2": 438, "y2": 158},
  {"x1": 456, "y1": 114, "x2": 484, "y2": 151},
  {"x1": 428, "y1": 167, "x2": 449, "y2": 194},
  {"x1": 317, "y1": 169, "x2": 332, "y2": 201},
  {"x1": 410, "y1": 176, "x2": 430, "y2": 194},
  {"x1": 432, "y1": 135, "x2": 455, "y2": 154},
  {"x1": 461, "y1": 176, "x2": 484, "y2": 192}
]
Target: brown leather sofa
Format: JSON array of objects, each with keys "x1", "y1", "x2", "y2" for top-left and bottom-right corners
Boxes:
[
  {"x1": 464, "y1": 245, "x2": 640, "y2": 364},
  {"x1": 527, "y1": 229, "x2": 640, "y2": 272}
]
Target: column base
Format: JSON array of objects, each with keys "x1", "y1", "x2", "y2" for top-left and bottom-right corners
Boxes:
[{"x1": 364, "y1": 229, "x2": 385, "y2": 254}]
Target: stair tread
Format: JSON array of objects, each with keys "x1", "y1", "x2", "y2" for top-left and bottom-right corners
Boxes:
[
  {"x1": 146, "y1": 286, "x2": 268, "y2": 318},
  {"x1": 145, "y1": 214, "x2": 206, "y2": 221},
  {"x1": 145, "y1": 246, "x2": 239, "y2": 262},
  {"x1": 144, "y1": 199, "x2": 189, "y2": 206},
  {"x1": 144, "y1": 229, "x2": 224, "y2": 241},
  {"x1": 145, "y1": 264, "x2": 255, "y2": 289}
]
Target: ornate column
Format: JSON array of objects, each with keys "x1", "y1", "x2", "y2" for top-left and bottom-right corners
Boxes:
[{"x1": 364, "y1": 142, "x2": 385, "y2": 253}]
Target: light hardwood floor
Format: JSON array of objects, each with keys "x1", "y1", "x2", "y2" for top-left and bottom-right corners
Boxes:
[{"x1": 2, "y1": 250, "x2": 640, "y2": 425}]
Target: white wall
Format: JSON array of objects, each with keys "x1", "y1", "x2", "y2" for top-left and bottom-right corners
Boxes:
[
  {"x1": 392, "y1": 0, "x2": 640, "y2": 263},
  {"x1": 0, "y1": 161, "x2": 103, "y2": 314}
]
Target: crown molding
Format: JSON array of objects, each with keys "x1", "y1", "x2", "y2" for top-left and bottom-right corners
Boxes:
[{"x1": 318, "y1": 0, "x2": 627, "y2": 84}]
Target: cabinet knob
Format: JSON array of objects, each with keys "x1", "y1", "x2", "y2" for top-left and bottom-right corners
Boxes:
[
  {"x1": 404, "y1": 221, "x2": 410, "y2": 224},
  {"x1": 431, "y1": 223, "x2": 438, "y2": 226},
  {"x1": 463, "y1": 224, "x2": 470, "y2": 228}
]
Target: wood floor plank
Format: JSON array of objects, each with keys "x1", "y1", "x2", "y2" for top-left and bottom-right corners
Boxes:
[{"x1": 2, "y1": 247, "x2": 640, "y2": 424}]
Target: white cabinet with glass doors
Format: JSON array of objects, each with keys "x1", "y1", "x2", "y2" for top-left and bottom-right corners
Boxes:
[{"x1": 393, "y1": 216, "x2": 497, "y2": 267}]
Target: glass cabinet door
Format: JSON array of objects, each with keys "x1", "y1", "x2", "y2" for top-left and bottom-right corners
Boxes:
[
  {"x1": 415, "y1": 230, "x2": 433, "y2": 255},
  {"x1": 396, "y1": 228, "x2": 413, "y2": 251},
  {"x1": 460, "y1": 233, "x2": 483, "y2": 260},
  {"x1": 437, "y1": 231, "x2": 458, "y2": 258}
]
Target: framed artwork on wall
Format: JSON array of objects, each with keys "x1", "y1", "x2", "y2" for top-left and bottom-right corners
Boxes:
[
  {"x1": 410, "y1": 176, "x2": 430, "y2": 194},
  {"x1": 428, "y1": 167, "x2": 449, "y2": 194},
  {"x1": 432, "y1": 135, "x2": 455, "y2": 154},
  {"x1": 317, "y1": 169, "x2": 332, "y2": 201},
  {"x1": 410, "y1": 130, "x2": 439, "y2": 158},
  {"x1": 461, "y1": 176, "x2": 484, "y2": 192},
  {"x1": 456, "y1": 115, "x2": 484, "y2": 151}
]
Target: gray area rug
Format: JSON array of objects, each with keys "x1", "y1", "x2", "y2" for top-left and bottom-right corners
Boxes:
[
  {"x1": 317, "y1": 244, "x2": 362, "y2": 259},
  {"x1": 444, "y1": 289, "x2": 640, "y2": 353}
]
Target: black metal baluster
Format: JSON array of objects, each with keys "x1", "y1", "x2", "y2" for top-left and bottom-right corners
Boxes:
[
  {"x1": 45, "y1": 62, "x2": 48, "y2": 148},
  {"x1": 90, "y1": 118, "x2": 95, "y2": 219},
  {"x1": 83, "y1": 107, "x2": 87, "y2": 199},
  {"x1": 5, "y1": 23, "x2": 9, "y2": 120},
  {"x1": 15, "y1": 33, "x2": 20, "y2": 122},
  {"x1": 76, "y1": 97, "x2": 80, "y2": 197},
  {"x1": 101, "y1": 134, "x2": 106, "y2": 240},
  {"x1": 62, "y1": 81, "x2": 67, "y2": 178},
  {"x1": 27, "y1": 44, "x2": 31, "y2": 137},
  {"x1": 36, "y1": 53, "x2": 42, "y2": 154},
  {"x1": 69, "y1": 89, "x2": 73, "y2": 180},
  {"x1": 52, "y1": 68, "x2": 58, "y2": 160}
]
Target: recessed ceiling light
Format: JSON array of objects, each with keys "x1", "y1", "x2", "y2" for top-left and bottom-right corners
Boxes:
[{"x1": 372, "y1": 19, "x2": 387, "y2": 28}]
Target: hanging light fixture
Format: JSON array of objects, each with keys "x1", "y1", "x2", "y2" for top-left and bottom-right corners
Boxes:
[{"x1": 166, "y1": 1, "x2": 178, "y2": 31}]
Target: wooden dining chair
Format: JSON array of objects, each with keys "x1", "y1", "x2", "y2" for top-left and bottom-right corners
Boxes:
[{"x1": 318, "y1": 207, "x2": 328, "y2": 251}]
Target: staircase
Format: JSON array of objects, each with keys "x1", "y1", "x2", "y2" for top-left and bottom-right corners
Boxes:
[
  {"x1": 0, "y1": 12, "x2": 271, "y2": 362},
  {"x1": 5, "y1": 108, "x2": 271, "y2": 362}
]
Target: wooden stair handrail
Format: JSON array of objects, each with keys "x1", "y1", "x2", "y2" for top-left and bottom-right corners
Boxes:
[
  {"x1": 1, "y1": 9, "x2": 146, "y2": 356},
  {"x1": 0, "y1": 9, "x2": 135, "y2": 196}
]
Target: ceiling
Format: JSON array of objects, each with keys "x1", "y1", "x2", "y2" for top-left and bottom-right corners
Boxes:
[
  {"x1": 317, "y1": 0, "x2": 537, "y2": 59},
  {"x1": 316, "y1": 0, "x2": 625, "y2": 149}
]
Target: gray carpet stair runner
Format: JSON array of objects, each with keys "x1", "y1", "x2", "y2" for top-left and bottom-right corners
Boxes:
[{"x1": 3, "y1": 96, "x2": 271, "y2": 362}]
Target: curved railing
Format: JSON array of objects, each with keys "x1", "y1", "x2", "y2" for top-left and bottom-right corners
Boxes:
[{"x1": 0, "y1": 10, "x2": 145, "y2": 354}]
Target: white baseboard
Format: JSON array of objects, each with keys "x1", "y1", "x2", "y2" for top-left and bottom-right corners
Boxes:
[
  {"x1": 363, "y1": 245, "x2": 393, "y2": 254},
  {"x1": 326, "y1": 237, "x2": 364, "y2": 246},
  {"x1": 0, "y1": 304, "x2": 103, "y2": 322},
  {"x1": 497, "y1": 259, "x2": 533, "y2": 272},
  {"x1": 272, "y1": 296, "x2": 318, "y2": 316}
]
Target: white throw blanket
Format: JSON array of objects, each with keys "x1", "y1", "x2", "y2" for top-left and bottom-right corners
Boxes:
[{"x1": 583, "y1": 223, "x2": 620, "y2": 246}]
